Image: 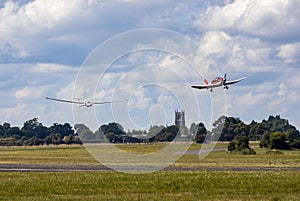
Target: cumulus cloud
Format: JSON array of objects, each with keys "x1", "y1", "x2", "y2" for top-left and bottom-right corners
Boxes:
[
  {"x1": 200, "y1": 31, "x2": 233, "y2": 54},
  {"x1": 277, "y1": 42, "x2": 300, "y2": 63},
  {"x1": 198, "y1": 30, "x2": 277, "y2": 75},
  {"x1": 0, "y1": 103, "x2": 29, "y2": 126},
  {"x1": 14, "y1": 86, "x2": 46, "y2": 99},
  {"x1": 1, "y1": 0, "x2": 300, "y2": 130},
  {"x1": 30, "y1": 63, "x2": 78, "y2": 73},
  {"x1": 194, "y1": 0, "x2": 300, "y2": 41},
  {"x1": 0, "y1": 0, "x2": 201, "y2": 64},
  {"x1": 0, "y1": 1, "x2": 105, "y2": 62}
]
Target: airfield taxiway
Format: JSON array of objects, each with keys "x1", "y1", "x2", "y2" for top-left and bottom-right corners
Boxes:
[{"x1": 1, "y1": 163, "x2": 299, "y2": 172}]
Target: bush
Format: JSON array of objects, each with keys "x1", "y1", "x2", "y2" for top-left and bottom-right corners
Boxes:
[
  {"x1": 269, "y1": 132, "x2": 289, "y2": 150},
  {"x1": 227, "y1": 141, "x2": 236, "y2": 152},
  {"x1": 228, "y1": 136, "x2": 256, "y2": 154},
  {"x1": 241, "y1": 148, "x2": 256, "y2": 155},
  {"x1": 288, "y1": 140, "x2": 300, "y2": 149},
  {"x1": 259, "y1": 140, "x2": 268, "y2": 148}
]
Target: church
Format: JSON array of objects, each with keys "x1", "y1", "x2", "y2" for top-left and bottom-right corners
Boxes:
[{"x1": 174, "y1": 110, "x2": 185, "y2": 127}]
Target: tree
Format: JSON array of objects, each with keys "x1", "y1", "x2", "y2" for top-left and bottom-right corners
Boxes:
[
  {"x1": 259, "y1": 132, "x2": 269, "y2": 148},
  {"x1": 227, "y1": 136, "x2": 256, "y2": 154},
  {"x1": 45, "y1": 133, "x2": 62, "y2": 145},
  {"x1": 100, "y1": 123, "x2": 125, "y2": 135},
  {"x1": 211, "y1": 116, "x2": 226, "y2": 141},
  {"x1": 189, "y1": 123, "x2": 198, "y2": 136},
  {"x1": 212, "y1": 116, "x2": 249, "y2": 141},
  {"x1": 236, "y1": 136, "x2": 250, "y2": 151},
  {"x1": 49, "y1": 123, "x2": 74, "y2": 139},
  {"x1": 249, "y1": 123, "x2": 270, "y2": 141},
  {"x1": 287, "y1": 129, "x2": 300, "y2": 141},
  {"x1": 24, "y1": 137, "x2": 44, "y2": 146},
  {"x1": 269, "y1": 132, "x2": 289, "y2": 150},
  {"x1": 194, "y1": 123, "x2": 207, "y2": 143},
  {"x1": 148, "y1": 125, "x2": 164, "y2": 139},
  {"x1": 227, "y1": 141, "x2": 236, "y2": 152},
  {"x1": 21, "y1": 118, "x2": 49, "y2": 139},
  {"x1": 153, "y1": 125, "x2": 179, "y2": 142},
  {"x1": 75, "y1": 124, "x2": 96, "y2": 141},
  {"x1": 104, "y1": 132, "x2": 118, "y2": 143},
  {"x1": 63, "y1": 135, "x2": 82, "y2": 145}
]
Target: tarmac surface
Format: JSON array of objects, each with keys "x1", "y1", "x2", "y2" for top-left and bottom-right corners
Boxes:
[{"x1": 1, "y1": 163, "x2": 300, "y2": 172}]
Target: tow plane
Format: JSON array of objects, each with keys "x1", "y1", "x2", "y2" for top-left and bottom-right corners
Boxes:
[
  {"x1": 191, "y1": 74, "x2": 246, "y2": 92},
  {"x1": 46, "y1": 97, "x2": 128, "y2": 108}
]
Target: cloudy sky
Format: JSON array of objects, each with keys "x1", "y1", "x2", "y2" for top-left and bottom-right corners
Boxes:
[{"x1": 1, "y1": 0, "x2": 300, "y2": 131}]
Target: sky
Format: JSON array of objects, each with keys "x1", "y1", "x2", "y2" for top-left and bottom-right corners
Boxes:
[{"x1": 1, "y1": 0, "x2": 300, "y2": 131}]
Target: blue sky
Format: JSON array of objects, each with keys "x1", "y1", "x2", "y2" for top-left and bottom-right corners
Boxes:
[{"x1": 1, "y1": 0, "x2": 300, "y2": 131}]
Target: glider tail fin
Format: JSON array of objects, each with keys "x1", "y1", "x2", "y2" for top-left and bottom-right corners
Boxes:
[{"x1": 204, "y1": 79, "x2": 209, "y2": 85}]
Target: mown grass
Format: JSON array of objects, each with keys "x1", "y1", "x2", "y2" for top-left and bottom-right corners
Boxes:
[
  {"x1": 0, "y1": 143, "x2": 300, "y2": 168},
  {"x1": 0, "y1": 145, "x2": 97, "y2": 165},
  {"x1": 0, "y1": 171, "x2": 299, "y2": 201},
  {"x1": 175, "y1": 148, "x2": 300, "y2": 168},
  {"x1": 0, "y1": 144, "x2": 300, "y2": 200}
]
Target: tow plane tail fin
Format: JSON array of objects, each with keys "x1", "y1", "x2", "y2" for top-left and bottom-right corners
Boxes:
[{"x1": 204, "y1": 79, "x2": 209, "y2": 85}]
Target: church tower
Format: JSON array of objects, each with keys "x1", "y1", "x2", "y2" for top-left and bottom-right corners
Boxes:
[{"x1": 175, "y1": 110, "x2": 185, "y2": 127}]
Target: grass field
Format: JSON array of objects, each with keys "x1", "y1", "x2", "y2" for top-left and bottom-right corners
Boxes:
[
  {"x1": 0, "y1": 171, "x2": 299, "y2": 201},
  {"x1": 0, "y1": 143, "x2": 299, "y2": 200},
  {"x1": 1, "y1": 143, "x2": 300, "y2": 168}
]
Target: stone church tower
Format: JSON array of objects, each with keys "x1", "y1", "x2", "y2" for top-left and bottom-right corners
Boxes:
[{"x1": 175, "y1": 110, "x2": 185, "y2": 127}]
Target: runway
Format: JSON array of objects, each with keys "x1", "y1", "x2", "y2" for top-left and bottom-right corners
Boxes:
[{"x1": 1, "y1": 164, "x2": 299, "y2": 172}]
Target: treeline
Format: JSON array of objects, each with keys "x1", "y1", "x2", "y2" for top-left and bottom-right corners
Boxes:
[
  {"x1": 74, "y1": 123, "x2": 186, "y2": 143},
  {"x1": 208, "y1": 115, "x2": 300, "y2": 150},
  {"x1": 0, "y1": 115, "x2": 300, "y2": 149},
  {"x1": 0, "y1": 118, "x2": 80, "y2": 146}
]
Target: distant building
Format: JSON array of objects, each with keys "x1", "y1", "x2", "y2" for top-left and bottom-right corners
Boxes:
[{"x1": 175, "y1": 110, "x2": 185, "y2": 127}]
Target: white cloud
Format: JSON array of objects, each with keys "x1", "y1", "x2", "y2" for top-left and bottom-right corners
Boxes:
[
  {"x1": 14, "y1": 86, "x2": 45, "y2": 99},
  {"x1": 289, "y1": 71, "x2": 300, "y2": 89},
  {"x1": 194, "y1": 0, "x2": 248, "y2": 30},
  {"x1": 0, "y1": 0, "x2": 113, "y2": 61},
  {"x1": 128, "y1": 87, "x2": 152, "y2": 110},
  {"x1": 0, "y1": 103, "x2": 29, "y2": 126},
  {"x1": 277, "y1": 42, "x2": 300, "y2": 63},
  {"x1": 30, "y1": 63, "x2": 78, "y2": 73},
  {"x1": 194, "y1": 0, "x2": 300, "y2": 40},
  {"x1": 197, "y1": 31, "x2": 276, "y2": 74},
  {"x1": 56, "y1": 82, "x2": 75, "y2": 100},
  {"x1": 1, "y1": 0, "x2": 300, "y2": 131},
  {"x1": 200, "y1": 31, "x2": 233, "y2": 54}
]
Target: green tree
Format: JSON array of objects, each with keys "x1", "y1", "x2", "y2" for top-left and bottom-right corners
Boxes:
[
  {"x1": 63, "y1": 135, "x2": 82, "y2": 145},
  {"x1": 21, "y1": 118, "x2": 49, "y2": 139},
  {"x1": 194, "y1": 123, "x2": 207, "y2": 143},
  {"x1": 228, "y1": 136, "x2": 255, "y2": 154},
  {"x1": 189, "y1": 123, "x2": 198, "y2": 136},
  {"x1": 269, "y1": 132, "x2": 289, "y2": 150},
  {"x1": 227, "y1": 141, "x2": 236, "y2": 152},
  {"x1": 249, "y1": 123, "x2": 270, "y2": 141},
  {"x1": 154, "y1": 125, "x2": 179, "y2": 142},
  {"x1": 100, "y1": 123, "x2": 125, "y2": 135},
  {"x1": 259, "y1": 132, "x2": 270, "y2": 148},
  {"x1": 147, "y1": 125, "x2": 164, "y2": 139},
  {"x1": 49, "y1": 123, "x2": 74, "y2": 139},
  {"x1": 75, "y1": 124, "x2": 96, "y2": 141},
  {"x1": 236, "y1": 136, "x2": 250, "y2": 151}
]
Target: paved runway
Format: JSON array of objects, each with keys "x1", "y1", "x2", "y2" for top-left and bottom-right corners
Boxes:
[{"x1": 1, "y1": 164, "x2": 299, "y2": 172}]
